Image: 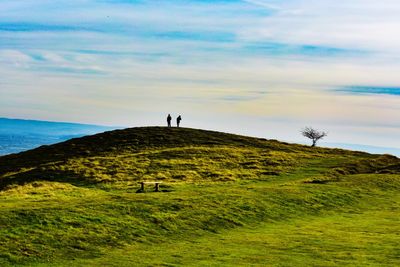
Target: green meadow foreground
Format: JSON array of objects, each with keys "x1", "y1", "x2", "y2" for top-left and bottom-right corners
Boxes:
[{"x1": 0, "y1": 127, "x2": 399, "y2": 266}]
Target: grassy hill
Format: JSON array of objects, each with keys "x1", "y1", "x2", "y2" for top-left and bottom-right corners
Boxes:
[{"x1": 0, "y1": 127, "x2": 399, "y2": 266}]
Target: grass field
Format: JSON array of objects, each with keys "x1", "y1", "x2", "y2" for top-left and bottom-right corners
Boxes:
[{"x1": 0, "y1": 127, "x2": 399, "y2": 266}]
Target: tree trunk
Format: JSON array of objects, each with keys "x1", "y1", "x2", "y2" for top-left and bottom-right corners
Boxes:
[{"x1": 311, "y1": 140, "x2": 317, "y2": 147}]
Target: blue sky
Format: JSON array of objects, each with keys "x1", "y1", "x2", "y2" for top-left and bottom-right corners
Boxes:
[{"x1": 1, "y1": 0, "x2": 400, "y2": 152}]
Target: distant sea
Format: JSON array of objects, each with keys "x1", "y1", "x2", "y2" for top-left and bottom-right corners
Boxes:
[
  {"x1": 0, "y1": 118, "x2": 117, "y2": 155},
  {"x1": 321, "y1": 142, "x2": 400, "y2": 157}
]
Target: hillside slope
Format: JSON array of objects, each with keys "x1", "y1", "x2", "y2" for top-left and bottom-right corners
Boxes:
[
  {"x1": 0, "y1": 126, "x2": 313, "y2": 170},
  {"x1": 0, "y1": 127, "x2": 293, "y2": 186},
  {"x1": 1, "y1": 126, "x2": 394, "y2": 189},
  {"x1": 0, "y1": 127, "x2": 399, "y2": 266}
]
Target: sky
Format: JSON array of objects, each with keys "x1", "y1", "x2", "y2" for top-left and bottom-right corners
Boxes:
[{"x1": 1, "y1": 0, "x2": 400, "y2": 153}]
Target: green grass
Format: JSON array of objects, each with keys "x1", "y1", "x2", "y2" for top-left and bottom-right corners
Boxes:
[
  {"x1": 67, "y1": 196, "x2": 399, "y2": 267},
  {"x1": 0, "y1": 127, "x2": 399, "y2": 266}
]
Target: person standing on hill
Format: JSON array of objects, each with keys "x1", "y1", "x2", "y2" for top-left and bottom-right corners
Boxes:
[
  {"x1": 177, "y1": 115, "x2": 182, "y2": 127},
  {"x1": 167, "y1": 114, "x2": 172, "y2": 127}
]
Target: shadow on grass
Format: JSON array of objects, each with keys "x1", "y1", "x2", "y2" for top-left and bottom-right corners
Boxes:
[{"x1": 0, "y1": 168, "x2": 99, "y2": 191}]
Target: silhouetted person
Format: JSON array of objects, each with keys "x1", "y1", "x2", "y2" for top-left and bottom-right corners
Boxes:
[
  {"x1": 167, "y1": 114, "x2": 172, "y2": 127},
  {"x1": 176, "y1": 115, "x2": 182, "y2": 127}
]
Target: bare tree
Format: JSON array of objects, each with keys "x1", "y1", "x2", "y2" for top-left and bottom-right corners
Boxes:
[{"x1": 301, "y1": 127, "x2": 327, "y2": 147}]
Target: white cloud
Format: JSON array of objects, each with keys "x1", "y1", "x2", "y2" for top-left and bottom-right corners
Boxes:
[
  {"x1": 239, "y1": 0, "x2": 400, "y2": 53},
  {"x1": 243, "y1": 0, "x2": 282, "y2": 10},
  {"x1": 0, "y1": 50, "x2": 32, "y2": 67}
]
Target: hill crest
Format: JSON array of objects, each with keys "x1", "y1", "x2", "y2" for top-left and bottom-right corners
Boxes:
[{"x1": 0, "y1": 127, "x2": 398, "y2": 190}]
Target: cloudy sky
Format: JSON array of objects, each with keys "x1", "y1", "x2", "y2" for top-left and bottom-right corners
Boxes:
[{"x1": 1, "y1": 0, "x2": 400, "y2": 151}]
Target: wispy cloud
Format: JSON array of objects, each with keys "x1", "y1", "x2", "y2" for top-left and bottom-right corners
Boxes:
[
  {"x1": 337, "y1": 86, "x2": 400, "y2": 96},
  {"x1": 238, "y1": 0, "x2": 400, "y2": 53},
  {"x1": 241, "y1": 42, "x2": 367, "y2": 58},
  {"x1": 0, "y1": 23, "x2": 97, "y2": 32},
  {"x1": 243, "y1": 0, "x2": 281, "y2": 10}
]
